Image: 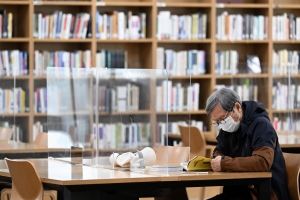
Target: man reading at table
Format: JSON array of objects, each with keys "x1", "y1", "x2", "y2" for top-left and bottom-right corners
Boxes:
[{"x1": 205, "y1": 87, "x2": 291, "y2": 200}]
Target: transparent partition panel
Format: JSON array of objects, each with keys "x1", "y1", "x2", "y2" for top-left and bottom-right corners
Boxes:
[
  {"x1": 47, "y1": 67, "x2": 94, "y2": 161},
  {"x1": 153, "y1": 73, "x2": 195, "y2": 175},
  {"x1": 272, "y1": 76, "x2": 300, "y2": 144},
  {"x1": 93, "y1": 68, "x2": 172, "y2": 174}
]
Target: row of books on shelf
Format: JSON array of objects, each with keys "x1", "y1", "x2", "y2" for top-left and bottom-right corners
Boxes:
[
  {"x1": 32, "y1": 121, "x2": 45, "y2": 142},
  {"x1": 0, "y1": 50, "x2": 28, "y2": 76},
  {"x1": 48, "y1": 79, "x2": 91, "y2": 113},
  {"x1": 13, "y1": 83, "x2": 300, "y2": 114},
  {"x1": 278, "y1": 134, "x2": 300, "y2": 144},
  {"x1": 6, "y1": 9, "x2": 300, "y2": 42},
  {"x1": 156, "y1": 11, "x2": 207, "y2": 40},
  {"x1": 95, "y1": 50, "x2": 127, "y2": 69},
  {"x1": 96, "y1": 83, "x2": 140, "y2": 112},
  {"x1": 34, "y1": 87, "x2": 47, "y2": 113},
  {"x1": 93, "y1": 120, "x2": 205, "y2": 149},
  {"x1": 273, "y1": 117, "x2": 300, "y2": 132},
  {"x1": 93, "y1": 122, "x2": 150, "y2": 149},
  {"x1": 33, "y1": 12, "x2": 91, "y2": 39},
  {"x1": 34, "y1": 50, "x2": 92, "y2": 75},
  {"x1": 272, "y1": 49, "x2": 300, "y2": 75},
  {"x1": 272, "y1": 13, "x2": 300, "y2": 41},
  {"x1": 32, "y1": 49, "x2": 300, "y2": 76},
  {"x1": 48, "y1": 81, "x2": 199, "y2": 113},
  {"x1": 215, "y1": 50, "x2": 239, "y2": 75},
  {"x1": 216, "y1": 13, "x2": 268, "y2": 40},
  {"x1": 156, "y1": 81, "x2": 200, "y2": 112},
  {"x1": 156, "y1": 48, "x2": 206, "y2": 76},
  {"x1": 272, "y1": 82, "x2": 300, "y2": 110},
  {"x1": 96, "y1": 11, "x2": 146, "y2": 40},
  {"x1": 215, "y1": 84, "x2": 258, "y2": 102},
  {"x1": 156, "y1": 121, "x2": 205, "y2": 146},
  {"x1": 0, "y1": 87, "x2": 27, "y2": 114},
  {"x1": 165, "y1": 120, "x2": 205, "y2": 134},
  {"x1": 0, "y1": 10, "x2": 13, "y2": 39},
  {"x1": 1, "y1": 122, "x2": 23, "y2": 142}
]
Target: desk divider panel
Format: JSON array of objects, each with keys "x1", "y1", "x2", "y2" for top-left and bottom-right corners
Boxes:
[
  {"x1": 47, "y1": 67, "x2": 193, "y2": 176},
  {"x1": 271, "y1": 75, "x2": 300, "y2": 144},
  {"x1": 47, "y1": 67, "x2": 94, "y2": 162}
]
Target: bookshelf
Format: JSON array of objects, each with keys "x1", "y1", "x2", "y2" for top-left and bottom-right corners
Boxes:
[{"x1": 0, "y1": 0, "x2": 299, "y2": 145}]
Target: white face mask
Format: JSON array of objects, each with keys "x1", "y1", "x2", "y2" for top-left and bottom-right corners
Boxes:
[{"x1": 219, "y1": 113, "x2": 240, "y2": 132}]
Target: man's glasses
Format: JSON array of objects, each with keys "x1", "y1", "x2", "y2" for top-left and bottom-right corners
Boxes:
[{"x1": 211, "y1": 111, "x2": 229, "y2": 127}]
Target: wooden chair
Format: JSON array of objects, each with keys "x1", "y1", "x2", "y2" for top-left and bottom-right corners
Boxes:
[
  {"x1": 283, "y1": 153, "x2": 300, "y2": 200},
  {"x1": 155, "y1": 145, "x2": 190, "y2": 164},
  {"x1": 0, "y1": 127, "x2": 13, "y2": 141},
  {"x1": 178, "y1": 125, "x2": 206, "y2": 159},
  {"x1": 0, "y1": 158, "x2": 57, "y2": 200},
  {"x1": 33, "y1": 132, "x2": 48, "y2": 147}
]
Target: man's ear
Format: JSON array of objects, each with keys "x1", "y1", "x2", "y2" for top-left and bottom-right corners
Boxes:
[{"x1": 235, "y1": 102, "x2": 242, "y2": 112}]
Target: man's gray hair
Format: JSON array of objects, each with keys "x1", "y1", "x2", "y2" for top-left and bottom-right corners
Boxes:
[{"x1": 205, "y1": 87, "x2": 242, "y2": 116}]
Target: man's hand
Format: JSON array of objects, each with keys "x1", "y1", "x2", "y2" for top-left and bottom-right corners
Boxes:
[{"x1": 211, "y1": 156, "x2": 222, "y2": 172}]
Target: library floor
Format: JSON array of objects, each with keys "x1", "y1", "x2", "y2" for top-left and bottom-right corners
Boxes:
[{"x1": 141, "y1": 186, "x2": 223, "y2": 200}]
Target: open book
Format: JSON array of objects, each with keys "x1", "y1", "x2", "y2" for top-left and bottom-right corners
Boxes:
[{"x1": 184, "y1": 156, "x2": 213, "y2": 172}]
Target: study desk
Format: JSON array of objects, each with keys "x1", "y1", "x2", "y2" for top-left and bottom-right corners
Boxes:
[
  {"x1": 0, "y1": 141, "x2": 77, "y2": 159},
  {"x1": 0, "y1": 141, "x2": 107, "y2": 159},
  {"x1": 168, "y1": 133, "x2": 300, "y2": 154},
  {"x1": 280, "y1": 143, "x2": 300, "y2": 153},
  {"x1": 168, "y1": 132, "x2": 218, "y2": 146},
  {"x1": 0, "y1": 141, "x2": 140, "y2": 159},
  {"x1": 0, "y1": 158, "x2": 272, "y2": 200}
]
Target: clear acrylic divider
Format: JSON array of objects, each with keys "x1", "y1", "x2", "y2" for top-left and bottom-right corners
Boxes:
[
  {"x1": 142, "y1": 71, "x2": 193, "y2": 176},
  {"x1": 272, "y1": 68, "x2": 300, "y2": 144},
  {"x1": 93, "y1": 68, "x2": 170, "y2": 174},
  {"x1": 47, "y1": 67, "x2": 94, "y2": 162}
]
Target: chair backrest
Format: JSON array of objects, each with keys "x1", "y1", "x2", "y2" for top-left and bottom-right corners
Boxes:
[
  {"x1": 0, "y1": 127, "x2": 13, "y2": 141},
  {"x1": 178, "y1": 125, "x2": 206, "y2": 158},
  {"x1": 33, "y1": 132, "x2": 48, "y2": 146},
  {"x1": 283, "y1": 153, "x2": 300, "y2": 200},
  {"x1": 155, "y1": 146, "x2": 190, "y2": 164},
  {"x1": 5, "y1": 158, "x2": 44, "y2": 200}
]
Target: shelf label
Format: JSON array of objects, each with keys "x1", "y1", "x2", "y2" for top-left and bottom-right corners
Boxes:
[
  {"x1": 156, "y1": 2, "x2": 166, "y2": 7},
  {"x1": 96, "y1": 2, "x2": 106, "y2": 6},
  {"x1": 216, "y1": 3, "x2": 224, "y2": 8},
  {"x1": 33, "y1": 1, "x2": 43, "y2": 5}
]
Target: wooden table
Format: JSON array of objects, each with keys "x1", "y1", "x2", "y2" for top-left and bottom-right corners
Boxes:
[
  {"x1": 168, "y1": 133, "x2": 300, "y2": 154},
  {"x1": 0, "y1": 141, "x2": 77, "y2": 159},
  {"x1": 280, "y1": 143, "x2": 300, "y2": 153},
  {"x1": 0, "y1": 141, "x2": 106, "y2": 159},
  {"x1": 168, "y1": 132, "x2": 218, "y2": 146},
  {"x1": 0, "y1": 158, "x2": 272, "y2": 200}
]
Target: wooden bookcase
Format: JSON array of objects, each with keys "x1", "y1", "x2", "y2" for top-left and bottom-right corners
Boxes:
[{"x1": 0, "y1": 0, "x2": 299, "y2": 144}]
